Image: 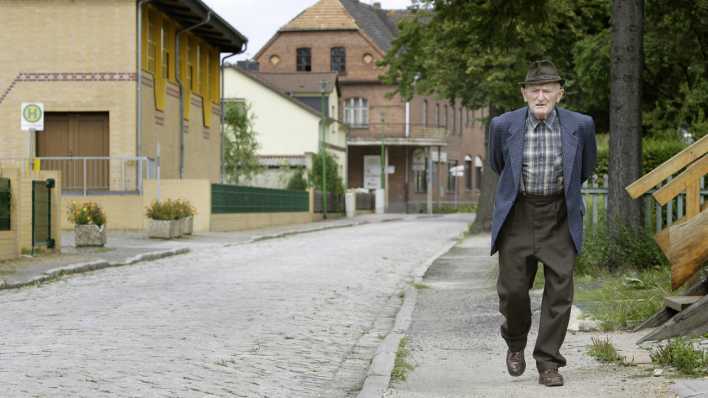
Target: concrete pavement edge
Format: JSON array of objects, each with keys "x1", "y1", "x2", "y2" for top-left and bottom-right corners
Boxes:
[
  {"x1": 0, "y1": 248, "x2": 190, "y2": 291},
  {"x1": 356, "y1": 232, "x2": 465, "y2": 398}
]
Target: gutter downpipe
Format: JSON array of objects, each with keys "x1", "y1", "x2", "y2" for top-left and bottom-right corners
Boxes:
[
  {"x1": 220, "y1": 45, "x2": 246, "y2": 183},
  {"x1": 176, "y1": 11, "x2": 212, "y2": 179},
  {"x1": 136, "y1": 0, "x2": 151, "y2": 194}
]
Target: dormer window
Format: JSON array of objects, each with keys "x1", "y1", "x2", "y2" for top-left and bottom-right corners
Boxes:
[
  {"x1": 297, "y1": 48, "x2": 311, "y2": 72},
  {"x1": 331, "y1": 47, "x2": 346, "y2": 73}
]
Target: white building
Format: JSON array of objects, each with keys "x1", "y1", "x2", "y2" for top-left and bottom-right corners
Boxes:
[{"x1": 222, "y1": 66, "x2": 348, "y2": 189}]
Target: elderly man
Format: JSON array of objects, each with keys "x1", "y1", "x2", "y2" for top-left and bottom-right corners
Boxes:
[{"x1": 488, "y1": 60, "x2": 597, "y2": 387}]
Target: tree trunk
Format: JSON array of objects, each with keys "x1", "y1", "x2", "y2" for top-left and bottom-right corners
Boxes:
[
  {"x1": 469, "y1": 105, "x2": 498, "y2": 234},
  {"x1": 608, "y1": 0, "x2": 644, "y2": 264}
]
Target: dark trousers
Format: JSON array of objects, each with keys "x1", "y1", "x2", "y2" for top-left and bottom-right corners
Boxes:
[{"x1": 496, "y1": 192, "x2": 576, "y2": 371}]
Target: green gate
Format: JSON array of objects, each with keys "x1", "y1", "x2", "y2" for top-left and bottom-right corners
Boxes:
[
  {"x1": 0, "y1": 178, "x2": 10, "y2": 231},
  {"x1": 32, "y1": 179, "x2": 55, "y2": 249}
]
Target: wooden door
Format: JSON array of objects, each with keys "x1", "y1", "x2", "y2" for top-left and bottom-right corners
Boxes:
[{"x1": 36, "y1": 113, "x2": 109, "y2": 191}]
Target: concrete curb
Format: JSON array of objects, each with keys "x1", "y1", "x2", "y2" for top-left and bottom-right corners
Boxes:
[
  {"x1": 357, "y1": 234, "x2": 462, "y2": 398},
  {"x1": 224, "y1": 217, "x2": 405, "y2": 247},
  {"x1": 0, "y1": 248, "x2": 190, "y2": 291}
]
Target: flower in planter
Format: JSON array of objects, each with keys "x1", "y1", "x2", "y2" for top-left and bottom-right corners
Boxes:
[
  {"x1": 145, "y1": 199, "x2": 178, "y2": 220},
  {"x1": 67, "y1": 201, "x2": 107, "y2": 247},
  {"x1": 173, "y1": 199, "x2": 197, "y2": 219},
  {"x1": 67, "y1": 201, "x2": 106, "y2": 226}
]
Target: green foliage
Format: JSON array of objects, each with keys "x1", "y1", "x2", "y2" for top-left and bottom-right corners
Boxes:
[
  {"x1": 172, "y1": 199, "x2": 196, "y2": 218},
  {"x1": 588, "y1": 337, "x2": 622, "y2": 363},
  {"x1": 593, "y1": 134, "x2": 686, "y2": 183},
  {"x1": 308, "y1": 152, "x2": 344, "y2": 195},
  {"x1": 380, "y1": 0, "x2": 707, "y2": 137},
  {"x1": 285, "y1": 169, "x2": 308, "y2": 191},
  {"x1": 223, "y1": 101, "x2": 263, "y2": 184},
  {"x1": 145, "y1": 199, "x2": 180, "y2": 221},
  {"x1": 433, "y1": 203, "x2": 477, "y2": 214},
  {"x1": 651, "y1": 338, "x2": 708, "y2": 376},
  {"x1": 391, "y1": 337, "x2": 415, "y2": 382},
  {"x1": 66, "y1": 201, "x2": 106, "y2": 227}
]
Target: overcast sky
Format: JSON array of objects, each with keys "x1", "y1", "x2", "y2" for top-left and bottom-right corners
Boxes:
[{"x1": 201, "y1": 0, "x2": 414, "y2": 60}]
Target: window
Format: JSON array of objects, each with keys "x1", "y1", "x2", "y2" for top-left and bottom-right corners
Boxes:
[
  {"x1": 146, "y1": 13, "x2": 157, "y2": 73},
  {"x1": 161, "y1": 23, "x2": 169, "y2": 79},
  {"x1": 344, "y1": 98, "x2": 368, "y2": 127},
  {"x1": 203, "y1": 51, "x2": 210, "y2": 94},
  {"x1": 422, "y1": 100, "x2": 428, "y2": 127},
  {"x1": 466, "y1": 109, "x2": 470, "y2": 127},
  {"x1": 435, "y1": 104, "x2": 440, "y2": 127},
  {"x1": 452, "y1": 107, "x2": 457, "y2": 134},
  {"x1": 194, "y1": 44, "x2": 201, "y2": 92},
  {"x1": 459, "y1": 107, "x2": 463, "y2": 135},
  {"x1": 415, "y1": 160, "x2": 428, "y2": 193},
  {"x1": 331, "y1": 47, "x2": 346, "y2": 73},
  {"x1": 465, "y1": 160, "x2": 473, "y2": 190},
  {"x1": 297, "y1": 48, "x2": 311, "y2": 72},
  {"x1": 186, "y1": 40, "x2": 193, "y2": 91},
  {"x1": 0, "y1": 178, "x2": 10, "y2": 231},
  {"x1": 447, "y1": 160, "x2": 458, "y2": 192},
  {"x1": 475, "y1": 164, "x2": 483, "y2": 190},
  {"x1": 444, "y1": 105, "x2": 449, "y2": 131}
]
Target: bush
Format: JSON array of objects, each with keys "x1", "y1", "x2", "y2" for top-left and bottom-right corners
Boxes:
[
  {"x1": 145, "y1": 199, "x2": 179, "y2": 221},
  {"x1": 172, "y1": 199, "x2": 196, "y2": 218},
  {"x1": 308, "y1": 152, "x2": 345, "y2": 195},
  {"x1": 286, "y1": 169, "x2": 308, "y2": 191},
  {"x1": 66, "y1": 201, "x2": 106, "y2": 227},
  {"x1": 594, "y1": 134, "x2": 687, "y2": 176},
  {"x1": 651, "y1": 338, "x2": 707, "y2": 376}
]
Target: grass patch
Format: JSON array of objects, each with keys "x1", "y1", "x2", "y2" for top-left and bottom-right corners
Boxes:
[
  {"x1": 412, "y1": 282, "x2": 430, "y2": 290},
  {"x1": 391, "y1": 337, "x2": 415, "y2": 382},
  {"x1": 650, "y1": 338, "x2": 708, "y2": 376},
  {"x1": 588, "y1": 337, "x2": 622, "y2": 363},
  {"x1": 433, "y1": 204, "x2": 477, "y2": 214},
  {"x1": 575, "y1": 266, "x2": 670, "y2": 331}
]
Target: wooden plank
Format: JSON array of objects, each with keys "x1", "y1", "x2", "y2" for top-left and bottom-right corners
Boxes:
[
  {"x1": 652, "y1": 155, "x2": 708, "y2": 205},
  {"x1": 626, "y1": 134, "x2": 708, "y2": 199},
  {"x1": 654, "y1": 209, "x2": 708, "y2": 289},
  {"x1": 686, "y1": 180, "x2": 701, "y2": 218},
  {"x1": 664, "y1": 296, "x2": 702, "y2": 311},
  {"x1": 638, "y1": 294, "x2": 708, "y2": 343}
]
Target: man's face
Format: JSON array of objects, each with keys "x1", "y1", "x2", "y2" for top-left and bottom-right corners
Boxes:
[{"x1": 521, "y1": 82, "x2": 564, "y2": 120}]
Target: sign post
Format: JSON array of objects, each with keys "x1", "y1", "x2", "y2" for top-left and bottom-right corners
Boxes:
[{"x1": 21, "y1": 102, "x2": 44, "y2": 174}]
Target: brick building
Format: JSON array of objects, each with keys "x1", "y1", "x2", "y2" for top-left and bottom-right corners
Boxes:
[{"x1": 254, "y1": 0, "x2": 486, "y2": 212}]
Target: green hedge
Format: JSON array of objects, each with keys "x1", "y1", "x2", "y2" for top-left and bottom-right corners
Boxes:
[{"x1": 594, "y1": 135, "x2": 687, "y2": 176}]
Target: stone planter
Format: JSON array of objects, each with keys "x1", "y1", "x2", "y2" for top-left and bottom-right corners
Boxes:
[
  {"x1": 74, "y1": 224, "x2": 107, "y2": 247},
  {"x1": 147, "y1": 219, "x2": 180, "y2": 239},
  {"x1": 182, "y1": 216, "x2": 193, "y2": 235}
]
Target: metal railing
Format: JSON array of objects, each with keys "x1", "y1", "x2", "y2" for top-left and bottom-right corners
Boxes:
[
  {"x1": 582, "y1": 174, "x2": 707, "y2": 233},
  {"x1": 347, "y1": 122, "x2": 451, "y2": 141},
  {"x1": 0, "y1": 156, "x2": 157, "y2": 196}
]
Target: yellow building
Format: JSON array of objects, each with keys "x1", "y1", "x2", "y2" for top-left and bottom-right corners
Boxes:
[{"x1": 0, "y1": 0, "x2": 248, "y2": 193}]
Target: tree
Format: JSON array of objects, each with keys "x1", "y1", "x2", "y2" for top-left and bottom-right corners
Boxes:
[
  {"x1": 286, "y1": 168, "x2": 308, "y2": 191},
  {"x1": 379, "y1": 0, "x2": 608, "y2": 232},
  {"x1": 607, "y1": 0, "x2": 644, "y2": 265},
  {"x1": 223, "y1": 101, "x2": 262, "y2": 184},
  {"x1": 308, "y1": 152, "x2": 344, "y2": 195}
]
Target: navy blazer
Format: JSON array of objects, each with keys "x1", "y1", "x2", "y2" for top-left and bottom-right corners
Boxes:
[{"x1": 488, "y1": 106, "x2": 597, "y2": 255}]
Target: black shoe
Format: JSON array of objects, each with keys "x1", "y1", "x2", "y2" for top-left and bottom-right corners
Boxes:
[
  {"x1": 538, "y1": 368, "x2": 564, "y2": 386},
  {"x1": 506, "y1": 350, "x2": 525, "y2": 377}
]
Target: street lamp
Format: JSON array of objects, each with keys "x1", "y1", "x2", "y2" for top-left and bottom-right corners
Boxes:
[
  {"x1": 380, "y1": 112, "x2": 385, "y2": 190},
  {"x1": 320, "y1": 80, "x2": 328, "y2": 219}
]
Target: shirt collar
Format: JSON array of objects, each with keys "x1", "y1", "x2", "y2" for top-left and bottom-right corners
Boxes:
[{"x1": 527, "y1": 107, "x2": 557, "y2": 129}]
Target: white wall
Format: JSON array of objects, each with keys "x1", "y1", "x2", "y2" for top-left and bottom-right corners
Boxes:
[{"x1": 223, "y1": 68, "x2": 320, "y2": 156}]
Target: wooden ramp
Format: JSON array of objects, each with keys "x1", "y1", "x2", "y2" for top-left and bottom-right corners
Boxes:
[{"x1": 626, "y1": 135, "x2": 708, "y2": 342}]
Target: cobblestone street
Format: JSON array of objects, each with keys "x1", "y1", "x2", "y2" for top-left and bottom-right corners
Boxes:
[{"x1": 0, "y1": 215, "x2": 471, "y2": 397}]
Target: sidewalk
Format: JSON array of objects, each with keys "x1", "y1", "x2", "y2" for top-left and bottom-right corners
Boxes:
[
  {"x1": 374, "y1": 234, "x2": 702, "y2": 398},
  {"x1": 0, "y1": 213, "x2": 409, "y2": 290}
]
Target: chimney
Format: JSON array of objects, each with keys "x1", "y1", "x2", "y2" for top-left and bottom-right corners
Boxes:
[{"x1": 373, "y1": 2, "x2": 381, "y2": 8}]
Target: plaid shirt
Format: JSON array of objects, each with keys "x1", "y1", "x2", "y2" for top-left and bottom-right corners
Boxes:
[{"x1": 521, "y1": 108, "x2": 564, "y2": 195}]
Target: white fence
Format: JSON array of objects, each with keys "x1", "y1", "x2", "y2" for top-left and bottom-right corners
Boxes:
[{"x1": 582, "y1": 174, "x2": 707, "y2": 233}]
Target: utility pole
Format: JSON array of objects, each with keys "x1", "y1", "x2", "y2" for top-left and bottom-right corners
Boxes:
[
  {"x1": 380, "y1": 113, "x2": 385, "y2": 190},
  {"x1": 320, "y1": 80, "x2": 328, "y2": 219}
]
